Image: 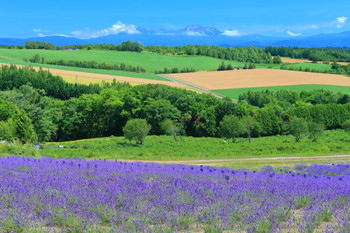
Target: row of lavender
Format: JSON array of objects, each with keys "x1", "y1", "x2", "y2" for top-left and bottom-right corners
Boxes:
[{"x1": 0, "y1": 156, "x2": 349, "y2": 232}]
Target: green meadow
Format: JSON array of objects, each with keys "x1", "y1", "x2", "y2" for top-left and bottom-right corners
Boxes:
[
  {"x1": 284, "y1": 62, "x2": 332, "y2": 72},
  {"x1": 215, "y1": 84, "x2": 350, "y2": 99},
  {"x1": 12, "y1": 129, "x2": 345, "y2": 162},
  {"x1": 1, "y1": 129, "x2": 347, "y2": 168},
  {"x1": 0, "y1": 49, "x2": 244, "y2": 73},
  {"x1": 255, "y1": 62, "x2": 332, "y2": 71},
  {"x1": 0, "y1": 56, "x2": 166, "y2": 80}
]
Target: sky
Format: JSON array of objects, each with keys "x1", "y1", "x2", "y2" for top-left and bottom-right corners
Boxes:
[{"x1": 1, "y1": 0, "x2": 350, "y2": 38}]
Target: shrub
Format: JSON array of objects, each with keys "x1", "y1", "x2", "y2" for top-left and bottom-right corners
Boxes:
[{"x1": 123, "y1": 119, "x2": 151, "y2": 145}]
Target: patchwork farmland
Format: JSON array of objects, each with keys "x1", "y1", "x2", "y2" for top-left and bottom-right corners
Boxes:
[{"x1": 168, "y1": 69, "x2": 350, "y2": 90}]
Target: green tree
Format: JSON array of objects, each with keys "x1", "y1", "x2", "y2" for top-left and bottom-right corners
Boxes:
[
  {"x1": 341, "y1": 119, "x2": 350, "y2": 133},
  {"x1": 123, "y1": 119, "x2": 151, "y2": 145},
  {"x1": 0, "y1": 119, "x2": 16, "y2": 142},
  {"x1": 13, "y1": 109, "x2": 36, "y2": 143},
  {"x1": 308, "y1": 122, "x2": 324, "y2": 142},
  {"x1": 241, "y1": 116, "x2": 256, "y2": 143},
  {"x1": 144, "y1": 99, "x2": 180, "y2": 135},
  {"x1": 285, "y1": 117, "x2": 308, "y2": 142},
  {"x1": 255, "y1": 107, "x2": 282, "y2": 136},
  {"x1": 0, "y1": 98, "x2": 19, "y2": 121},
  {"x1": 219, "y1": 115, "x2": 243, "y2": 143},
  {"x1": 161, "y1": 119, "x2": 182, "y2": 142},
  {"x1": 273, "y1": 55, "x2": 282, "y2": 64},
  {"x1": 29, "y1": 54, "x2": 42, "y2": 63},
  {"x1": 218, "y1": 61, "x2": 226, "y2": 71}
]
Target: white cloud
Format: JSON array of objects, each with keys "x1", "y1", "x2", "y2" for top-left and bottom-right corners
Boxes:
[
  {"x1": 37, "y1": 33, "x2": 70, "y2": 37},
  {"x1": 337, "y1": 16, "x2": 347, "y2": 24},
  {"x1": 32, "y1": 29, "x2": 42, "y2": 32},
  {"x1": 184, "y1": 31, "x2": 207, "y2": 36},
  {"x1": 71, "y1": 21, "x2": 141, "y2": 39},
  {"x1": 221, "y1": 29, "x2": 241, "y2": 37},
  {"x1": 336, "y1": 16, "x2": 347, "y2": 28},
  {"x1": 154, "y1": 32, "x2": 176, "y2": 36},
  {"x1": 311, "y1": 24, "x2": 319, "y2": 29},
  {"x1": 287, "y1": 30, "x2": 302, "y2": 37}
]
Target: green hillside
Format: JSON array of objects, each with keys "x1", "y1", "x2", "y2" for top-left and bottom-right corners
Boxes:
[
  {"x1": 0, "y1": 56, "x2": 167, "y2": 81},
  {"x1": 0, "y1": 49, "x2": 245, "y2": 73}
]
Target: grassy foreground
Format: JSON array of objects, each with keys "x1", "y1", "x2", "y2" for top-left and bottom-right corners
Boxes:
[
  {"x1": 215, "y1": 84, "x2": 350, "y2": 99},
  {"x1": 1, "y1": 130, "x2": 350, "y2": 169},
  {"x1": 37, "y1": 129, "x2": 350, "y2": 160}
]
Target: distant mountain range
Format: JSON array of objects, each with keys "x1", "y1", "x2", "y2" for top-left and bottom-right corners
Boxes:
[{"x1": 1, "y1": 25, "x2": 350, "y2": 47}]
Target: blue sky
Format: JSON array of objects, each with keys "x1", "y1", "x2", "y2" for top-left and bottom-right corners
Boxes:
[{"x1": 1, "y1": 0, "x2": 349, "y2": 38}]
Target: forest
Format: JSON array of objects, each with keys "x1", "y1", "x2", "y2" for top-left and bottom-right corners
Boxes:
[{"x1": 1, "y1": 65, "x2": 350, "y2": 144}]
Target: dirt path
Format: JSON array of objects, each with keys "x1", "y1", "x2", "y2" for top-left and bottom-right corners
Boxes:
[
  {"x1": 168, "y1": 69, "x2": 350, "y2": 90},
  {"x1": 118, "y1": 154, "x2": 350, "y2": 168},
  {"x1": 0, "y1": 63, "x2": 186, "y2": 88}
]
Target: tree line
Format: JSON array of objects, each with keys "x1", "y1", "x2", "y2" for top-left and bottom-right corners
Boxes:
[
  {"x1": 13, "y1": 40, "x2": 144, "y2": 52},
  {"x1": 56, "y1": 40, "x2": 144, "y2": 52},
  {"x1": 280, "y1": 62, "x2": 350, "y2": 76},
  {"x1": 24, "y1": 54, "x2": 147, "y2": 73},
  {"x1": 155, "y1": 67, "x2": 196, "y2": 74},
  {"x1": 217, "y1": 62, "x2": 256, "y2": 71},
  {"x1": 0, "y1": 65, "x2": 101, "y2": 100},
  {"x1": 265, "y1": 46, "x2": 350, "y2": 62},
  {"x1": 145, "y1": 45, "x2": 272, "y2": 63},
  {"x1": 1, "y1": 66, "x2": 350, "y2": 144}
]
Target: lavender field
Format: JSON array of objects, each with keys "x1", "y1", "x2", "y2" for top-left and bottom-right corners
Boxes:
[{"x1": 0, "y1": 156, "x2": 349, "y2": 232}]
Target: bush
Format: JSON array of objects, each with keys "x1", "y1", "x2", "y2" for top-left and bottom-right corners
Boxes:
[
  {"x1": 123, "y1": 119, "x2": 151, "y2": 145},
  {"x1": 284, "y1": 117, "x2": 308, "y2": 142}
]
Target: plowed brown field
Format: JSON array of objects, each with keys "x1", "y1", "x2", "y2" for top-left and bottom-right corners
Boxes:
[
  {"x1": 0, "y1": 63, "x2": 186, "y2": 88},
  {"x1": 168, "y1": 69, "x2": 350, "y2": 90}
]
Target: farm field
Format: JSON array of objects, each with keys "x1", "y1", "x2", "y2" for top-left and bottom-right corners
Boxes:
[
  {"x1": 0, "y1": 49, "x2": 245, "y2": 73},
  {"x1": 0, "y1": 59, "x2": 167, "y2": 81},
  {"x1": 282, "y1": 62, "x2": 332, "y2": 72},
  {"x1": 168, "y1": 69, "x2": 350, "y2": 90},
  {"x1": 0, "y1": 49, "x2": 336, "y2": 74},
  {"x1": 215, "y1": 84, "x2": 350, "y2": 99},
  {"x1": 280, "y1": 57, "x2": 350, "y2": 66},
  {"x1": 255, "y1": 62, "x2": 333, "y2": 72},
  {"x1": 0, "y1": 63, "x2": 187, "y2": 88},
  {"x1": 0, "y1": 156, "x2": 349, "y2": 232}
]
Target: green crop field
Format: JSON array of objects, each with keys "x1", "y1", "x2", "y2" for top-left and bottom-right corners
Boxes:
[
  {"x1": 215, "y1": 84, "x2": 350, "y2": 99},
  {"x1": 285, "y1": 62, "x2": 332, "y2": 72},
  {"x1": 256, "y1": 62, "x2": 332, "y2": 72},
  {"x1": 0, "y1": 49, "x2": 245, "y2": 73},
  {"x1": 0, "y1": 49, "x2": 335, "y2": 79},
  {"x1": 0, "y1": 56, "x2": 166, "y2": 81}
]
